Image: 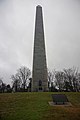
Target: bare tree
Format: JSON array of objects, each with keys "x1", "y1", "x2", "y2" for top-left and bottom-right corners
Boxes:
[
  {"x1": 11, "y1": 66, "x2": 31, "y2": 91},
  {"x1": 55, "y1": 71, "x2": 64, "y2": 91},
  {"x1": 0, "y1": 78, "x2": 6, "y2": 93},
  {"x1": 48, "y1": 69, "x2": 56, "y2": 91},
  {"x1": 63, "y1": 67, "x2": 80, "y2": 91},
  {"x1": 18, "y1": 66, "x2": 31, "y2": 91},
  {"x1": 11, "y1": 73, "x2": 21, "y2": 92},
  {"x1": 76, "y1": 73, "x2": 80, "y2": 91},
  {"x1": 0, "y1": 78, "x2": 3, "y2": 93},
  {"x1": 0, "y1": 78, "x2": 3, "y2": 85},
  {"x1": 11, "y1": 66, "x2": 31, "y2": 92}
]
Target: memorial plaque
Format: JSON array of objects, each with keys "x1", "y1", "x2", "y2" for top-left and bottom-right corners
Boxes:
[{"x1": 52, "y1": 94, "x2": 69, "y2": 105}]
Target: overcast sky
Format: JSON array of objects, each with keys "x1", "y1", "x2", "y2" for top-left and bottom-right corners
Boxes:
[{"x1": 0, "y1": 0, "x2": 80, "y2": 84}]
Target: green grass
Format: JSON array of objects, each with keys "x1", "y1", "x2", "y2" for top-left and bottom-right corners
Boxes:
[{"x1": 0, "y1": 92, "x2": 80, "y2": 120}]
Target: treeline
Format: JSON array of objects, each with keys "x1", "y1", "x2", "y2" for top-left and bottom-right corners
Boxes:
[
  {"x1": 0, "y1": 66, "x2": 31, "y2": 93},
  {"x1": 0, "y1": 66, "x2": 80, "y2": 93},
  {"x1": 48, "y1": 67, "x2": 80, "y2": 92}
]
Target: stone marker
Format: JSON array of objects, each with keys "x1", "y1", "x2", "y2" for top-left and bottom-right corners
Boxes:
[{"x1": 51, "y1": 94, "x2": 69, "y2": 105}]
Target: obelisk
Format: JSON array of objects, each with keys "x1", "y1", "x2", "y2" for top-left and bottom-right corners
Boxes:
[{"x1": 32, "y1": 5, "x2": 48, "y2": 92}]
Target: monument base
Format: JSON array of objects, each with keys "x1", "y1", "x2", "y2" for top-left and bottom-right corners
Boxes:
[{"x1": 49, "y1": 101, "x2": 72, "y2": 106}]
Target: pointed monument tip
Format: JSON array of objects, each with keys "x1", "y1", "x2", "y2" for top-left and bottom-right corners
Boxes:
[{"x1": 36, "y1": 5, "x2": 42, "y2": 8}]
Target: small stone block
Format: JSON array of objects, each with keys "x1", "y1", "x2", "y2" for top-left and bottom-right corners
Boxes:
[{"x1": 51, "y1": 94, "x2": 69, "y2": 105}]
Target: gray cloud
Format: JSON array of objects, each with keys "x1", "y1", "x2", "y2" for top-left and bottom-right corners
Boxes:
[{"x1": 0, "y1": 0, "x2": 80, "y2": 84}]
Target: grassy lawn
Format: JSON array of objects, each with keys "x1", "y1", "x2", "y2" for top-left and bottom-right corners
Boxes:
[{"x1": 0, "y1": 92, "x2": 80, "y2": 120}]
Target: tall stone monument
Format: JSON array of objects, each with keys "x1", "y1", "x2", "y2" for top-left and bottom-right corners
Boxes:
[{"x1": 32, "y1": 5, "x2": 48, "y2": 92}]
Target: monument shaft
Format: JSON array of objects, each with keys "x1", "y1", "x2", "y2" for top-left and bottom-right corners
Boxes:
[{"x1": 32, "y1": 5, "x2": 48, "y2": 92}]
